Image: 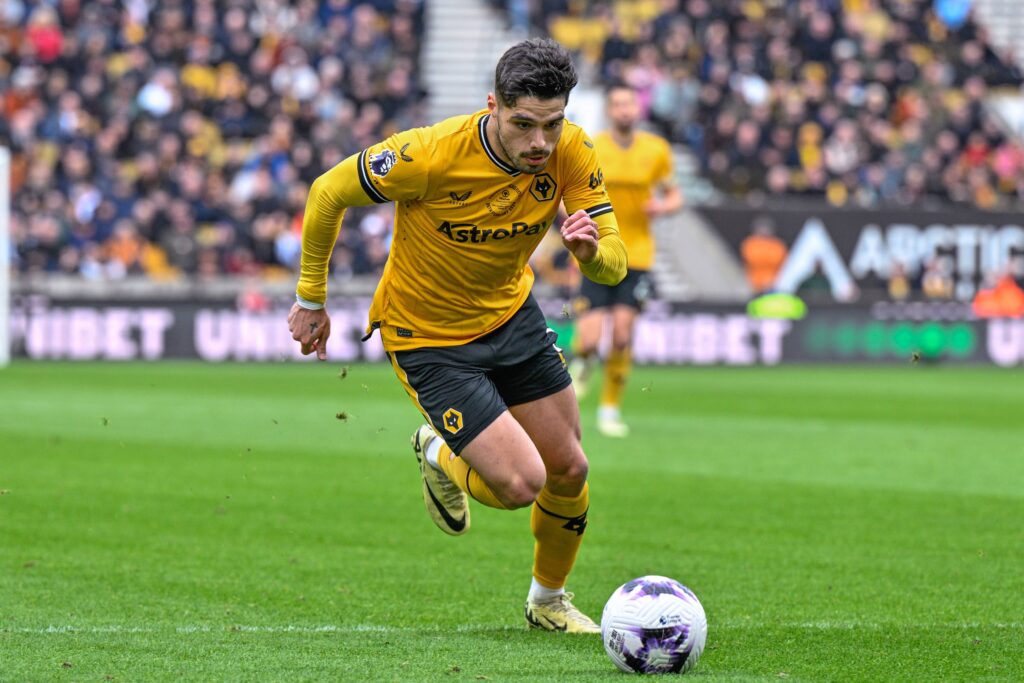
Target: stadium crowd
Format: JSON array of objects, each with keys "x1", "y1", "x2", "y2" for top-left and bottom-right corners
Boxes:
[
  {"x1": 530, "y1": 0, "x2": 1024, "y2": 209},
  {"x1": 2, "y1": 0, "x2": 425, "y2": 279},
  {"x1": 6, "y1": 0, "x2": 1024, "y2": 292}
]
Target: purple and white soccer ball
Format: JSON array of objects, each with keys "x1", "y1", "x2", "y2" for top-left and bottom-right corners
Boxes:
[{"x1": 601, "y1": 576, "x2": 707, "y2": 674}]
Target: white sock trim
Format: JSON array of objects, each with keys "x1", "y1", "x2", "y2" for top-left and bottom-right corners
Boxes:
[
  {"x1": 528, "y1": 577, "x2": 565, "y2": 603},
  {"x1": 424, "y1": 435, "x2": 444, "y2": 471},
  {"x1": 598, "y1": 405, "x2": 621, "y2": 421}
]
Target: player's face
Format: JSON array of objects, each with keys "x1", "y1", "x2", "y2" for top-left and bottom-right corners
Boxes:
[
  {"x1": 607, "y1": 88, "x2": 640, "y2": 132},
  {"x1": 489, "y1": 95, "x2": 566, "y2": 174}
]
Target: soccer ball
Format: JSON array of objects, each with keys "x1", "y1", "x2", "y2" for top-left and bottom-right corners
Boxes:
[{"x1": 601, "y1": 575, "x2": 707, "y2": 674}]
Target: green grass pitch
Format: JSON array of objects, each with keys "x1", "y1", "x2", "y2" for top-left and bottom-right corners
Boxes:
[{"x1": 2, "y1": 361, "x2": 1023, "y2": 681}]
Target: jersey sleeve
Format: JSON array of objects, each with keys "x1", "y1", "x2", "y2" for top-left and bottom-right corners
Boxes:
[
  {"x1": 356, "y1": 127, "x2": 433, "y2": 203},
  {"x1": 560, "y1": 126, "x2": 627, "y2": 285},
  {"x1": 295, "y1": 128, "x2": 434, "y2": 306},
  {"x1": 560, "y1": 127, "x2": 614, "y2": 221}
]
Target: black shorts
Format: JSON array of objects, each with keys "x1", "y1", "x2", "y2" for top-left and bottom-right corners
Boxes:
[
  {"x1": 388, "y1": 294, "x2": 571, "y2": 454},
  {"x1": 576, "y1": 269, "x2": 654, "y2": 312}
]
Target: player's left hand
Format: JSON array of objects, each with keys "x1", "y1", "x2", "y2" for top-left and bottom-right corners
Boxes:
[{"x1": 561, "y1": 209, "x2": 599, "y2": 264}]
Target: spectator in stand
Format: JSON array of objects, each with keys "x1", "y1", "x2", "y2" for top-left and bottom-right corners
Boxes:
[{"x1": 1, "y1": 0, "x2": 427, "y2": 280}]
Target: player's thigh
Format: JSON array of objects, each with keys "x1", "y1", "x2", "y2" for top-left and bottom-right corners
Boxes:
[
  {"x1": 609, "y1": 270, "x2": 652, "y2": 348},
  {"x1": 493, "y1": 340, "x2": 587, "y2": 496},
  {"x1": 508, "y1": 385, "x2": 587, "y2": 496},
  {"x1": 388, "y1": 348, "x2": 504, "y2": 455},
  {"x1": 610, "y1": 270, "x2": 654, "y2": 309},
  {"x1": 574, "y1": 309, "x2": 605, "y2": 350},
  {"x1": 389, "y1": 348, "x2": 546, "y2": 503},
  {"x1": 578, "y1": 276, "x2": 615, "y2": 312},
  {"x1": 458, "y1": 411, "x2": 547, "y2": 507}
]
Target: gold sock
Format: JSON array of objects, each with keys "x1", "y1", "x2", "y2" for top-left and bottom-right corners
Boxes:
[
  {"x1": 599, "y1": 347, "x2": 631, "y2": 410},
  {"x1": 436, "y1": 442, "x2": 507, "y2": 510},
  {"x1": 531, "y1": 482, "x2": 589, "y2": 589}
]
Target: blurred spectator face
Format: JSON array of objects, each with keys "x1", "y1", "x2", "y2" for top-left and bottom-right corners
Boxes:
[
  {"x1": 63, "y1": 146, "x2": 92, "y2": 181},
  {"x1": 964, "y1": 76, "x2": 987, "y2": 102},
  {"x1": 715, "y1": 110, "x2": 738, "y2": 138},
  {"x1": 835, "y1": 120, "x2": 857, "y2": 144},
  {"x1": 937, "y1": 130, "x2": 960, "y2": 157},
  {"x1": 766, "y1": 165, "x2": 791, "y2": 194},
  {"x1": 606, "y1": 86, "x2": 641, "y2": 133},
  {"x1": 961, "y1": 41, "x2": 984, "y2": 67},
  {"x1": 193, "y1": 2, "x2": 217, "y2": 36},
  {"x1": 864, "y1": 84, "x2": 889, "y2": 115},
  {"x1": 736, "y1": 121, "x2": 761, "y2": 153},
  {"x1": 810, "y1": 12, "x2": 834, "y2": 40},
  {"x1": 177, "y1": 163, "x2": 205, "y2": 199},
  {"x1": 269, "y1": 116, "x2": 294, "y2": 148},
  {"x1": 904, "y1": 165, "x2": 927, "y2": 193},
  {"x1": 319, "y1": 57, "x2": 345, "y2": 87},
  {"x1": 770, "y1": 127, "x2": 793, "y2": 150},
  {"x1": 385, "y1": 67, "x2": 412, "y2": 98},
  {"x1": 224, "y1": 7, "x2": 246, "y2": 32}
]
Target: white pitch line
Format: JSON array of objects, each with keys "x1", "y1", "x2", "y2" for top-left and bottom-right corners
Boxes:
[
  {"x1": 745, "y1": 621, "x2": 1024, "y2": 630},
  {"x1": 1, "y1": 624, "x2": 525, "y2": 635},
  {"x1": 2, "y1": 622, "x2": 1021, "y2": 635}
]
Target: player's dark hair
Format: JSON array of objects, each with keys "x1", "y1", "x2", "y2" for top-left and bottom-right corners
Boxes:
[
  {"x1": 604, "y1": 80, "x2": 636, "y2": 98},
  {"x1": 494, "y1": 38, "x2": 578, "y2": 108}
]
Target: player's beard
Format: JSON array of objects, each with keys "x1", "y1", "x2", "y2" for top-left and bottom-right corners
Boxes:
[
  {"x1": 495, "y1": 118, "x2": 549, "y2": 175},
  {"x1": 612, "y1": 119, "x2": 635, "y2": 138}
]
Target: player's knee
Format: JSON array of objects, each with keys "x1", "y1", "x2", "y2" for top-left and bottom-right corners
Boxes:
[
  {"x1": 496, "y1": 472, "x2": 545, "y2": 509},
  {"x1": 545, "y1": 452, "x2": 589, "y2": 493},
  {"x1": 611, "y1": 334, "x2": 632, "y2": 352},
  {"x1": 575, "y1": 338, "x2": 597, "y2": 356}
]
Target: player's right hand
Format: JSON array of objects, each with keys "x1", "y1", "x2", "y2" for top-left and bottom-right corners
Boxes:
[
  {"x1": 561, "y1": 209, "x2": 600, "y2": 264},
  {"x1": 287, "y1": 302, "x2": 331, "y2": 361}
]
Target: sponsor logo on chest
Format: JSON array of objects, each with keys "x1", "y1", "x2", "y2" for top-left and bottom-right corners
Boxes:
[{"x1": 436, "y1": 220, "x2": 546, "y2": 243}]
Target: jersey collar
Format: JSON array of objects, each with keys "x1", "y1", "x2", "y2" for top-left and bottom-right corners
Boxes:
[{"x1": 478, "y1": 114, "x2": 521, "y2": 177}]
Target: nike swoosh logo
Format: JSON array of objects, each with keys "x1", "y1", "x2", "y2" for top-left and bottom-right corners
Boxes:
[
  {"x1": 525, "y1": 608, "x2": 566, "y2": 631},
  {"x1": 425, "y1": 480, "x2": 466, "y2": 532}
]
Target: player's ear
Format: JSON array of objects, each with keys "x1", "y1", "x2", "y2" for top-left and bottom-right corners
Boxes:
[{"x1": 486, "y1": 92, "x2": 498, "y2": 114}]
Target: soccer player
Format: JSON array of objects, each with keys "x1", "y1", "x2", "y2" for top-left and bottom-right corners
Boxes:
[
  {"x1": 287, "y1": 39, "x2": 626, "y2": 633},
  {"x1": 569, "y1": 82, "x2": 683, "y2": 438}
]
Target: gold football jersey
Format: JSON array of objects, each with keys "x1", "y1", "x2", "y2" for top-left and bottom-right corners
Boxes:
[
  {"x1": 593, "y1": 130, "x2": 673, "y2": 270},
  {"x1": 297, "y1": 110, "x2": 626, "y2": 351}
]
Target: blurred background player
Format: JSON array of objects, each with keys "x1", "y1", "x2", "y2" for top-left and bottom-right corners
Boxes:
[{"x1": 569, "y1": 82, "x2": 683, "y2": 437}]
